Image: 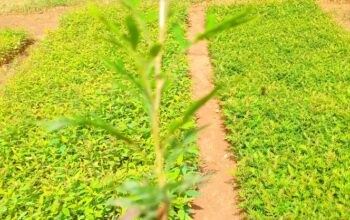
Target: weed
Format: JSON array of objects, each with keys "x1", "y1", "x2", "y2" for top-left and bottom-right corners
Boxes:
[{"x1": 45, "y1": 0, "x2": 249, "y2": 218}]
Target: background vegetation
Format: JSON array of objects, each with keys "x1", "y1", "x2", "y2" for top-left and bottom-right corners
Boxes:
[
  {"x1": 0, "y1": 3, "x2": 198, "y2": 219},
  {"x1": 209, "y1": 0, "x2": 350, "y2": 218}
]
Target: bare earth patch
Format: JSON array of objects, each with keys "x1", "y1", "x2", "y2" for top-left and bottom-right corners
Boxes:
[
  {"x1": 188, "y1": 4, "x2": 243, "y2": 220},
  {"x1": 320, "y1": 1, "x2": 350, "y2": 31},
  {"x1": 0, "y1": 6, "x2": 74, "y2": 39}
]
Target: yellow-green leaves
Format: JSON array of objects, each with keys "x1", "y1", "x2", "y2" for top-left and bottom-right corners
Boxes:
[
  {"x1": 168, "y1": 87, "x2": 218, "y2": 134},
  {"x1": 195, "y1": 9, "x2": 252, "y2": 42},
  {"x1": 149, "y1": 43, "x2": 163, "y2": 58},
  {"x1": 44, "y1": 117, "x2": 134, "y2": 144},
  {"x1": 182, "y1": 87, "x2": 218, "y2": 123},
  {"x1": 0, "y1": 29, "x2": 30, "y2": 65},
  {"x1": 0, "y1": 3, "x2": 196, "y2": 219},
  {"x1": 105, "y1": 59, "x2": 145, "y2": 93},
  {"x1": 172, "y1": 23, "x2": 192, "y2": 50},
  {"x1": 124, "y1": 16, "x2": 140, "y2": 50},
  {"x1": 209, "y1": 1, "x2": 350, "y2": 218}
]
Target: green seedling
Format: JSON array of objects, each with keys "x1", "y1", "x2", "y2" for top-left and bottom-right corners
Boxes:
[{"x1": 46, "y1": 0, "x2": 250, "y2": 219}]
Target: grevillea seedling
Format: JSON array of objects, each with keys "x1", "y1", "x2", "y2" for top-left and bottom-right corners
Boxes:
[{"x1": 46, "y1": 0, "x2": 249, "y2": 218}]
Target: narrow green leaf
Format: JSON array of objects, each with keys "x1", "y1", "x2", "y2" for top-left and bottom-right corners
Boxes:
[
  {"x1": 105, "y1": 59, "x2": 152, "y2": 116},
  {"x1": 168, "y1": 88, "x2": 219, "y2": 134},
  {"x1": 185, "y1": 190, "x2": 201, "y2": 197},
  {"x1": 149, "y1": 43, "x2": 162, "y2": 58},
  {"x1": 183, "y1": 87, "x2": 219, "y2": 122},
  {"x1": 206, "y1": 12, "x2": 216, "y2": 30},
  {"x1": 169, "y1": 125, "x2": 206, "y2": 149},
  {"x1": 167, "y1": 173, "x2": 206, "y2": 194},
  {"x1": 74, "y1": 118, "x2": 134, "y2": 144},
  {"x1": 125, "y1": 16, "x2": 140, "y2": 50},
  {"x1": 121, "y1": 0, "x2": 140, "y2": 10},
  {"x1": 165, "y1": 126, "x2": 206, "y2": 170},
  {"x1": 172, "y1": 23, "x2": 192, "y2": 50},
  {"x1": 101, "y1": 35, "x2": 122, "y2": 48},
  {"x1": 40, "y1": 118, "x2": 74, "y2": 131},
  {"x1": 195, "y1": 9, "x2": 252, "y2": 42},
  {"x1": 105, "y1": 59, "x2": 143, "y2": 91},
  {"x1": 43, "y1": 117, "x2": 134, "y2": 144}
]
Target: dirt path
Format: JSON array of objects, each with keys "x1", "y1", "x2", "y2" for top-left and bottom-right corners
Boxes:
[
  {"x1": 0, "y1": 6, "x2": 73, "y2": 39},
  {"x1": 320, "y1": 2, "x2": 350, "y2": 31},
  {"x1": 188, "y1": 5, "x2": 242, "y2": 220}
]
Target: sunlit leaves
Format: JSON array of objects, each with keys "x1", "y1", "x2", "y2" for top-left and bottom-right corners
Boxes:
[
  {"x1": 43, "y1": 117, "x2": 134, "y2": 144},
  {"x1": 149, "y1": 43, "x2": 163, "y2": 58},
  {"x1": 195, "y1": 9, "x2": 252, "y2": 42},
  {"x1": 209, "y1": 1, "x2": 350, "y2": 218},
  {"x1": 121, "y1": 0, "x2": 140, "y2": 10},
  {"x1": 169, "y1": 88, "x2": 218, "y2": 134},
  {"x1": 105, "y1": 59, "x2": 145, "y2": 92},
  {"x1": 172, "y1": 23, "x2": 192, "y2": 50},
  {"x1": 0, "y1": 4, "x2": 197, "y2": 219},
  {"x1": 111, "y1": 173, "x2": 204, "y2": 220},
  {"x1": 124, "y1": 15, "x2": 140, "y2": 50},
  {"x1": 0, "y1": 29, "x2": 30, "y2": 65}
]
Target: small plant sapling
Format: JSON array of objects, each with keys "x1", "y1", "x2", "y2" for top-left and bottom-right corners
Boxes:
[{"x1": 45, "y1": 0, "x2": 250, "y2": 219}]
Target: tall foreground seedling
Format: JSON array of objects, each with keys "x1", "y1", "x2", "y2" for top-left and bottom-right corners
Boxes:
[{"x1": 47, "y1": 0, "x2": 249, "y2": 219}]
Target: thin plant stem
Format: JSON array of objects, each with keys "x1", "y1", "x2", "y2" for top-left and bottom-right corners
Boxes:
[{"x1": 152, "y1": 0, "x2": 169, "y2": 219}]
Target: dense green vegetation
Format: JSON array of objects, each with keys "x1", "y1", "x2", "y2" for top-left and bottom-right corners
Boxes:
[
  {"x1": 208, "y1": 0, "x2": 350, "y2": 218},
  {"x1": 0, "y1": 3, "x2": 197, "y2": 219},
  {"x1": 0, "y1": 29, "x2": 29, "y2": 65}
]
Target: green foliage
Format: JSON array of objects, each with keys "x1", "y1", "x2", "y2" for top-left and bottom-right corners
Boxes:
[
  {"x1": 0, "y1": 29, "x2": 29, "y2": 65},
  {"x1": 195, "y1": 9, "x2": 252, "y2": 42},
  {"x1": 44, "y1": 0, "x2": 248, "y2": 218},
  {"x1": 209, "y1": 0, "x2": 350, "y2": 218},
  {"x1": 0, "y1": 3, "x2": 198, "y2": 219}
]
